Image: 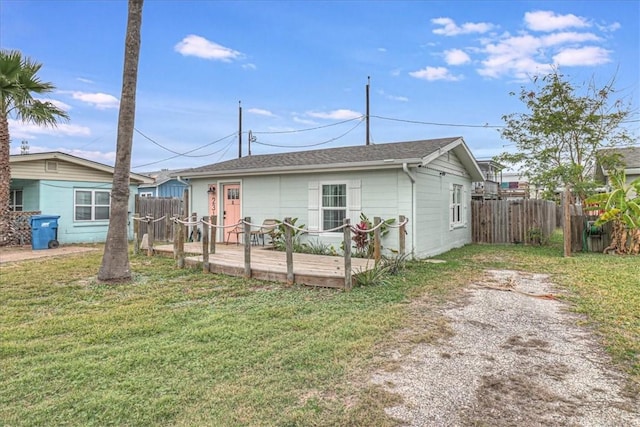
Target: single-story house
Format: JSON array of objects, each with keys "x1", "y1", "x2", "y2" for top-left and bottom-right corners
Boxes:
[
  {"x1": 175, "y1": 137, "x2": 483, "y2": 258},
  {"x1": 9, "y1": 152, "x2": 153, "y2": 244},
  {"x1": 137, "y1": 169, "x2": 189, "y2": 198},
  {"x1": 596, "y1": 145, "x2": 640, "y2": 188}
]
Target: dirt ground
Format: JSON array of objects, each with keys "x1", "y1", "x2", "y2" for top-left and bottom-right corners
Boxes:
[
  {"x1": 371, "y1": 269, "x2": 640, "y2": 426},
  {"x1": 0, "y1": 245, "x2": 100, "y2": 264}
]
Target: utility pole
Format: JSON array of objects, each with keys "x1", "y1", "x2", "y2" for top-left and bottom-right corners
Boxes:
[
  {"x1": 238, "y1": 100, "x2": 242, "y2": 158},
  {"x1": 248, "y1": 130, "x2": 256, "y2": 156},
  {"x1": 366, "y1": 76, "x2": 370, "y2": 146}
]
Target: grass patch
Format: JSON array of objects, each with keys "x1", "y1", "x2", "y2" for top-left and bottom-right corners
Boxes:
[{"x1": 1, "y1": 233, "x2": 638, "y2": 425}]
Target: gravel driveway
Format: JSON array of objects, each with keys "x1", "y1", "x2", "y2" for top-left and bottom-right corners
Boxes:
[{"x1": 371, "y1": 269, "x2": 639, "y2": 426}]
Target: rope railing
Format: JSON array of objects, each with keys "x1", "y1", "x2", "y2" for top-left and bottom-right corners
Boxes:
[{"x1": 139, "y1": 215, "x2": 404, "y2": 234}]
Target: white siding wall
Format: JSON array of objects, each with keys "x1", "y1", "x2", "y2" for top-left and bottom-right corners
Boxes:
[
  {"x1": 413, "y1": 151, "x2": 472, "y2": 257},
  {"x1": 189, "y1": 169, "x2": 411, "y2": 254}
]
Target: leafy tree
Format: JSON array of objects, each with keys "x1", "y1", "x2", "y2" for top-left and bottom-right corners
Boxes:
[
  {"x1": 585, "y1": 171, "x2": 640, "y2": 255},
  {"x1": 497, "y1": 69, "x2": 635, "y2": 204},
  {"x1": 98, "y1": 0, "x2": 144, "y2": 281},
  {"x1": 0, "y1": 50, "x2": 69, "y2": 245}
]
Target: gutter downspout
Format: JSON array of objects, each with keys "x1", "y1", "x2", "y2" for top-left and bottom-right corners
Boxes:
[
  {"x1": 176, "y1": 175, "x2": 192, "y2": 218},
  {"x1": 402, "y1": 163, "x2": 417, "y2": 257}
]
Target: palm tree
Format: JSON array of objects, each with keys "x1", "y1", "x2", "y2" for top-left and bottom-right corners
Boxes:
[
  {"x1": 98, "y1": 0, "x2": 144, "y2": 281},
  {"x1": 0, "y1": 50, "x2": 69, "y2": 246}
]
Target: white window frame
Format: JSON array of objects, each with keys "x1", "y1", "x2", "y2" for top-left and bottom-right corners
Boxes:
[
  {"x1": 321, "y1": 182, "x2": 348, "y2": 232},
  {"x1": 139, "y1": 191, "x2": 154, "y2": 198},
  {"x1": 9, "y1": 189, "x2": 23, "y2": 211},
  {"x1": 450, "y1": 184, "x2": 464, "y2": 229},
  {"x1": 74, "y1": 189, "x2": 111, "y2": 222}
]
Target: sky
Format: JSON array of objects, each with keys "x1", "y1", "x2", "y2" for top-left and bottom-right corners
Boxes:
[{"x1": 2, "y1": 0, "x2": 639, "y2": 173}]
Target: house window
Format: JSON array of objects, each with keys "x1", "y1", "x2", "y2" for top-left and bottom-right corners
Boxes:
[
  {"x1": 451, "y1": 184, "x2": 463, "y2": 226},
  {"x1": 322, "y1": 184, "x2": 346, "y2": 231},
  {"x1": 75, "y1": 189, "x2": 110, "y2": 221},
  {"x1": 9, "y1": 189, "x2": 23, "y2": 211},
  {"x1": 140, "y1": 192, "x2": 153, "y2": 197}
]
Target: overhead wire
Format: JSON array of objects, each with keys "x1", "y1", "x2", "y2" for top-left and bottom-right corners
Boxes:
[{"x1": 253, "y1": 118, "x2": 364, "y2": 149}]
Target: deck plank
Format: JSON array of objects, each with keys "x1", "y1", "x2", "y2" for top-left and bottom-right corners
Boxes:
[{"x1": 153, "y1": 243, "x2": 373, "y2": 289}]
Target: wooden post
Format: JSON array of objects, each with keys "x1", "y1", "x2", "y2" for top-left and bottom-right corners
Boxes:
[
  {"x1": 563, "y1": 186, "x2": 572, "y2": 257},
  {"x1": 191, "y1": 212, "x2": 198, "y2": 241},
  {"x1": 133, "y1": 213, "x2": 140, "y2": 254},
  {"x1": 165, "y1": 216, "x2": 172, "y2": 243},
  {"x1": 343, "y1": 218, "x2": 352, "y2": 291},
  {"x1": 182, "y1": 188, "x2": 189, "y2": 218},
  {"x1": 202, "y1": 216, "x2": 210, "y2": 273},
  {"x1": 147, "y1": 218, "x2": 154, "y2": 257},
  {"x1": 172, "y1": 218, "x2": 179, "y2": 259},
  {"x1": 243, "y1": 217, "x2": 251, "y2": 278},
  {"x1": 373, "y1": 216, "x2": 381, "y2": 264},
  {"x1": 285, "y1": 217, "x2": 294, "y2": 285},
  {"x1": 210, "y1": 215, "x2": 217, "y2": 254},
  {"x1": 177, "y1": 218, "x2": 185, "y2": 268},
  {"x1": 399, "y1": 215, "x2": 406, "y2": 256}
]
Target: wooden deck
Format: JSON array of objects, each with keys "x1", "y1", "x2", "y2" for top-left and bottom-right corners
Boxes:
[{"x1": 152, "y1": 242, "x2": 375, "y2": 289}]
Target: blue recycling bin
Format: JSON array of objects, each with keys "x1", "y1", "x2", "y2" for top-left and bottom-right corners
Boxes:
[{"x1": 30, "y1": 215, "x2": 60, "y2": 250}]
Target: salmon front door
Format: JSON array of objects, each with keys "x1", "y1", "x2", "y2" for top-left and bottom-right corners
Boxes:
[{"x1": 223, "y1": 183, "x2": 241, "y2": 243}]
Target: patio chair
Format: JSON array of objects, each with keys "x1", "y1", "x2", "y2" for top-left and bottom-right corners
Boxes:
[
  {"x1": 226, "y1": 224, "x2": 245, "y2": 245},
  {"x1": 250, "y1": 219, "x2": 279, "y2": 246}
]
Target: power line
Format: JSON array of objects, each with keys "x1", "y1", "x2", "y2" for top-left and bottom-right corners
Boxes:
[
  {"x1": 371, "y1": 115, "x2": 504, "y2": 129},
  {"x1": 252, "y1": 116, "x2": 364, "y2": 134},
  {"x1": 253, "y1": 119, "x2": 364, "y2": 149}
]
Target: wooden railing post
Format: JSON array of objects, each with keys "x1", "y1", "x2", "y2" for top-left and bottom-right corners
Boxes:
[
  {"x1": 190, "y1": 212, "x2": 198, "y2": 241},
  {"x1": 399, "y1": 215, "x2": 406, "y2": 256},
  {"x1": 243, "y1": 217, "x2": 251, "y2": 278},
  {"x1": 210, "y1": 215, "x2": 217, "y2": 253},
  {"x1": 373, "y1": 216, "x2": 381, "y2": 264},
  {"x1": 177, "y1": 218, "x2": 185, "y2": 268},
  {"x1": 172, "y1": 219, "x2": 179, "y2": 258},
  {"x1": 147, "y1": 218, "x2": 155, "y2": 257},
  {"x1": 343, "y1": 218, "x2": 352, "y2": 291},
  {"x1": 133, "y1": 213, "x2": 140, "y2": 254},
  {"x1": 202, "y1": 216, "x2": 210, "y2": 273},
  {"x1": 285, "y1": 217, "x2": 294, "y2": 284}
]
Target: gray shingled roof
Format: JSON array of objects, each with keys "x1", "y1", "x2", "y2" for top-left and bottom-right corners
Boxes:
[
  {"x1": 599, "y1": 146, "x2": 640, "y2": 169},
  {"x1": 178, "y1": 137, "x2": 462, "y2": 176}
]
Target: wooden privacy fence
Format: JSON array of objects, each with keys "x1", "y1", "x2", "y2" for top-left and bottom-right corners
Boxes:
[
  {"x1": 134, "y1": 196, "x2": 184, "y2": 242},
  {"x1": 472, "y1": 199, "x2": 557, "y2": 244},
  {"x1": 570, "y1": 215, "x2": 612, "y2": 253}
]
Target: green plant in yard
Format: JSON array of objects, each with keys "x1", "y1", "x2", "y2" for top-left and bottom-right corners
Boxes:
[
  {"x1": 300, "y1": 239, "x2": 338, "y2": 256},
  {"x1": 379, "y1": 252, "x2": 411, "y2": 275},
  {"x1": 585, "y1": 171, "x2": 640, "y2": 254},
  {"x1": 270, "y1": 217, "x2": 306, "y2": 251},
  {"x1": 349, "y1": 213, "x2": 396, "y2": 258},
  {"x1": 353, "y1": 262, "x2": 391, "y2": 287}
]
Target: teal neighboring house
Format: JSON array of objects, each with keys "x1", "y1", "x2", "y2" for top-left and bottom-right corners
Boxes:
[
  {"x1": 137, "y1": 169, "x2": 188, "y2": 198},
  {"x1": 9, "y1": 152, "x2": 153, "y2": 244}
]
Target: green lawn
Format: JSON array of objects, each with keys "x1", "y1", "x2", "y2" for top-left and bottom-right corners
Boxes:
[{"x1": 1, "y1": 235, "x2": 638, "y2": 426}]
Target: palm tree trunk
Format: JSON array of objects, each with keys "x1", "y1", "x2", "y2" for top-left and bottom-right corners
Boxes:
[
  {"x1": 0, "y1": 113, "x2": 12, "y2": 246},
  {"x1": 98, "y1": 0, "x2": 144, "y2": 282}
]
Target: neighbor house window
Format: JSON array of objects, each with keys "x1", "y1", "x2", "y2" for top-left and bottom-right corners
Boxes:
[
  {"x1": 75, "y1": 189, "x2": 110, "y2": 221},
  {"x1": 140, "y1": 192, "x2": 153, "y2": 197},
  {"x1": 322, "y1": 183, "x2": 346, "y2": 231},
  {"x1": 9, "y1": 189, "x2": 23, "y2": 211},
  {"x1": 451, "y1": 184, "x2": 463, "y2": 227}
]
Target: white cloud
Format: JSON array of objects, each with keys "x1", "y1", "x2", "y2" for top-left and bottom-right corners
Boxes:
[
  {"x1": 378, "y1": 47, "x2": 387, "y2": 52},
  {"x1": 174, "y1": 34, "x2": 243, "y2": 62},
  {"x1": 247, "y1": 108, "x2": 275, "y2": 117},
  {"x1": 76, "y1": 77, "x2": 94, "y2": 84},
  {"x1": 242, "y1": 63, "x2": 257, "y2": 70},
  {"x1": 541, "y1": 32, "x2": 600, "y2": 46},
  {"x1": 305, "y1": 109, "x2": 362, "y2": 120},
  {"x1": 444, "y1": 48, "x2": 471, "y2": 65},
  {"x1": 597, "y1": 22, "x2": 621, "y2": 32},
  {"x1": 553, "y1": 46, "x2": 611, "y2": 66},
  {"x1": 36, "y1": 98, "x2": 72, "y2": 111},
  {"x1": 524, "y1": 11, "x2": 590, "y2": 32},
  {"x1": 409, "y1": 66, "x2": 462, "y2": 81},
  {"x1": 71, "y1": 91, "x2": 119, "y2": 109},
  {"x1": 378, "y1": 89, "x2": 408, "y2": 102},
  {"x1": 292, "y1": 116, "x2": 317, "y2": 125},
  {"x1": 432, "y1": 17, "x2": 496, "y2": 36},
  {"x1": 8, "y1": 119, "x2": 91, "y2": 139}
]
